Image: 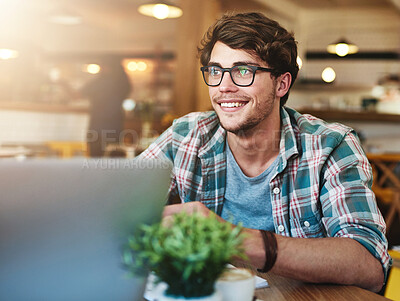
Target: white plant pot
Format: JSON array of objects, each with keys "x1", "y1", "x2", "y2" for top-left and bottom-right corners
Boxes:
[{"x1": 158, "y1": 290, "x2": 222, "y2": 301}]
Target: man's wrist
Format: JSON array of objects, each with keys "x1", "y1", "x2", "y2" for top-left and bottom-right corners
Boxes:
[{"x1": 257, "y1": 230, "x2": 278, "y2": 273}]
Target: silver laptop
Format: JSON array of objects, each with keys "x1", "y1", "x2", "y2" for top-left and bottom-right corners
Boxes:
[{"x1": 0, "y1": 158, "x2": 172, "y2": 301}]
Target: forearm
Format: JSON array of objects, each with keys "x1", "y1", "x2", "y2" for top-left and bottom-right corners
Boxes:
[
  {"x1": 274, "y1": 235, "x2": 383, "y2": 291},
  {"x1": 163, "y1": 203, "x2": 384, "y2": 292},
  {"x1": 240, "y1": 229, "x2": 384, "y2": 292}
]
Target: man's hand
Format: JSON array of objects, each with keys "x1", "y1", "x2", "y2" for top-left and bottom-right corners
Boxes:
[
  {"x1": 161, "y1": 201, "x2": 267, "y2": 269},
  {"x1": 163, "y1": 201, "x2": 219, "y2": 219},
  {"x1": 162, "y1": 201, "x2": 223, "y2": 228}
]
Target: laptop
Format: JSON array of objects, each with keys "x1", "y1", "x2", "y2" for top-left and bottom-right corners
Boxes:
[{"x1": 0, "y1": 158, "x2": 172, "y2": 301}]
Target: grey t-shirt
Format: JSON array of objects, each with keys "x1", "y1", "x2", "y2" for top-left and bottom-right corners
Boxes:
[{"x1": 221, "y1": 141, "x2": 278, "y2": 231}]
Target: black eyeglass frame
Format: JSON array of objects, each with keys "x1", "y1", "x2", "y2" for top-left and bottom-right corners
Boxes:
[{"x1": 200, "y1": 65, "x2": 275, "y2": 87}]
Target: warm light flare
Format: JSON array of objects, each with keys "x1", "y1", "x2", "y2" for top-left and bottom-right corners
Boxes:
[
  {"x1": 127, "y1": 61, "x2": 138, "y2": 71},
  {"x1": 138, "y1": 3, "x2": 182, "y2": 19},
  {"x1": 153, "y1": 4, "x2": 169, "y2": 20},
  {"x1": 48, "y1": 15, "x2": 82, "y2": 25},
  {"x1": 84, "y1": 64, "x2": 101, "y2": 74},
  {"x1": 123, "y1": 99, "x2": 136, "y2": 111},
  {"x1": 327, "y1": 40, "x2": 358, "y2": 57},
  {"x1": 335, "y1": 43, "x2": 350, "y2": 57},
  {"x1": 321, "y1": 67, "x2": 336, "y2": 83},
  {"x1": 137, "y1": 61, "x2": 147, "y2": 71},
  {"x1": 296, "y1": 56, "x2": 303, "y2": 69},
  {"x1": 0, "y1": 49, "x2": 19, "y2": 60},
  {"x1": 126, "y1": 61, "x2": 148, "y2": 72},
  {"x1": 47, "y1": 8, "x2": 83, "y2": 25}
]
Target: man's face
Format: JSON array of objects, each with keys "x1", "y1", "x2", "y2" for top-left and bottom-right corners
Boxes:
[{"x1": 208, "y1": 41, "x2": 280, "y2": 134}]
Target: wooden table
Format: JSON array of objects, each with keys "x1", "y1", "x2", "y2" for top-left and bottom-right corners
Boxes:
[
  {"x1": 142, "y1": 271, "x2": 388, "y2": 301},
  {"x1": 254, "y1": 272, "x2": 388, "y2": 300}
]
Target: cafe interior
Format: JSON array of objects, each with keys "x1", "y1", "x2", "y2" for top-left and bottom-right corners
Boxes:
[{"x1": 1, "y1": 0, "x2": 400, "y2": 299}]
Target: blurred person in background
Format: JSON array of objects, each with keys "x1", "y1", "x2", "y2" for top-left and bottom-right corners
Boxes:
[{"x1": 81, "y1": 57, "x2": 131, "y2": 157}]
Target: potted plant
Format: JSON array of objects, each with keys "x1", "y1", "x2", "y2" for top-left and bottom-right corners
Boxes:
[{"x1": 123, "y1": 211, "x2": 246, "y2": 301}]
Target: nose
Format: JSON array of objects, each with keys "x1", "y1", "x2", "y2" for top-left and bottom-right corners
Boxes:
[{"x1": 218, "y1": 71, "x2": 239, "y2": 93}]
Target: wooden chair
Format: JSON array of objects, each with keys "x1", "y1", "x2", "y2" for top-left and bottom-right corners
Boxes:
[
  {"x1": 46, "y1": 141, "x2": 87, "y2": 158},
  {"x1": 368, "y1": 153, "x2": 400, "y2": 233},
  {"x1": 372, "y1": 186, "x2": 400, "y2": 232}
]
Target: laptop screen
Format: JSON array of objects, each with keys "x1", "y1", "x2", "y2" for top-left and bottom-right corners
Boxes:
[{"x1": 0, "y1": 158, "x2": 171, "y2": 301}]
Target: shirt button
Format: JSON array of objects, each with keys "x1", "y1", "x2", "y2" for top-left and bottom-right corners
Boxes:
[
  {"x1": 304, "y1": 221, "x2": 310, "y2": 228},
  {"x1": 278, "y1": 225, "x2": 285, "y2": 232},
  {"x1": 273, "y1": 187, "x2": 280, "y2": 195}
]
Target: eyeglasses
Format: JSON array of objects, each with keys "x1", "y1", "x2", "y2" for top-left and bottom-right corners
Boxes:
[{"x1": 200, "y1": 65, "x2": 274, "y2": 87}]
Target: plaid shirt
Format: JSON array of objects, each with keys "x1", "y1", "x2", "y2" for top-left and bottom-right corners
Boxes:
[{"x1": 140, "y1": 106, "x2": 391, "y2": 279}]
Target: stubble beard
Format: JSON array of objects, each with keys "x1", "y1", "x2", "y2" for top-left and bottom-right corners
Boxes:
[{"x1": 217, "y1": 89, "x2": 277, "y2": 135}]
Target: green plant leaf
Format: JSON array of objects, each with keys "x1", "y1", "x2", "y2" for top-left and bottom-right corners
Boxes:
[{"x1": 122, "y1": 211, "x2": 246, "y2": 298}]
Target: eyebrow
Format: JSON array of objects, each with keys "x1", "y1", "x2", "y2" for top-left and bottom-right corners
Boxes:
[{"x1": 207, "y1": 61, "x2": 262, "y2": 67}]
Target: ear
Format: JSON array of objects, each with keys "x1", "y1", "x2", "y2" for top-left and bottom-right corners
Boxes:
[{"x1": 275, "y1": 72, "x2": 292, "y2": 98}]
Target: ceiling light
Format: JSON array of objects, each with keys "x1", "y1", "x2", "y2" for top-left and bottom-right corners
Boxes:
[
  {"x1": 327, "y1": 38, "x2": 358, "y2": 57},
  {"x1": 137, "y1": 61, "x2": 147, "y2": 71},
  {"x1": 127, "y1": 61, "x2": 138, "y2": 71},
  {"x1": 48, "y1": 8, "x2": 83, "y2": 25},
  {"x1": 138, "y1": 1, "x2": 183, "y2": 20},
  {"x1": 83, "y1": 64, "x2": 101, "y2": 74},
  {"x1": 321, "y1": 67, "x2": 336, "y2": 83},
  {"x1": 0, "y1": 48, "x2": 19, "y2": 60},
  {"x1": 126, "y1": 61, "x2": 148, "y2": 72}
]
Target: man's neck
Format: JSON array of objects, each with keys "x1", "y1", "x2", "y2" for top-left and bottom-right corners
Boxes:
[{"x1": 227, "y1": 112, "x2": 281, "y2": 178}]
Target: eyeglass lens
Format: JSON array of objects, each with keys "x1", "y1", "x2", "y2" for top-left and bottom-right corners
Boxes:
[{"x1": 204, "y1": 66, "x2": 255, "y2": 86}]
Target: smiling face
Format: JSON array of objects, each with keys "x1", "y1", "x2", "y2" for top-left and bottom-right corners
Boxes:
[{"x1": 208, "y1": 42, "x2": 281, "y2": 135}]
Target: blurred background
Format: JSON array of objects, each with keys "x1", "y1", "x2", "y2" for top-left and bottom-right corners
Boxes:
[
  {"x1": 0, "y1": 0, "x2": 399, "y2": 157},
  {"x1": 1, "y1": 0, "x2": 400, "y2": 251}
]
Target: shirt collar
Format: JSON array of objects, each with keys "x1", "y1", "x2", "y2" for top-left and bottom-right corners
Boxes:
[
  {"x1": 196, "y1": 108, "x2": 300, "y2": 167},
  {"x1": 277, "y1": 106, "x2": 299, "y2": 173},
  {"x1": 198, "y1": 112, "x2": 226, "y2": 158}
]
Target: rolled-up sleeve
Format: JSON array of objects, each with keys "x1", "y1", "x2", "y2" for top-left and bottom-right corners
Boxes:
[{"x1": 320, "y1": 131, "x2": 392, "y2": 281}]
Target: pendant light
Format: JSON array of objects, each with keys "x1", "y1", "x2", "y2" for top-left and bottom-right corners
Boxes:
[
  {"x1": 327, "y1": 38, "x2": 358, "y2": 57},
  {"x1": 138, "y1": 1, "x2": 183, "y2": 20}
]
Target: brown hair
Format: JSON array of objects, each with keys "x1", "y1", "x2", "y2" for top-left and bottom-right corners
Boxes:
[{"x1": 198, "y1": 12, "x2": 299, "y2": 106}]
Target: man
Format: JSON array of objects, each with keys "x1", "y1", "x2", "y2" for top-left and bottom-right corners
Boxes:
[{"x1": 139, "y1": 12, "x2": 390, "y2": 292}]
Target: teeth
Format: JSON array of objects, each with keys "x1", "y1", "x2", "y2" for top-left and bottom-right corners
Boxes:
[{"x1": 220, "y1": 102, "x2": 245, "y2": 108}]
